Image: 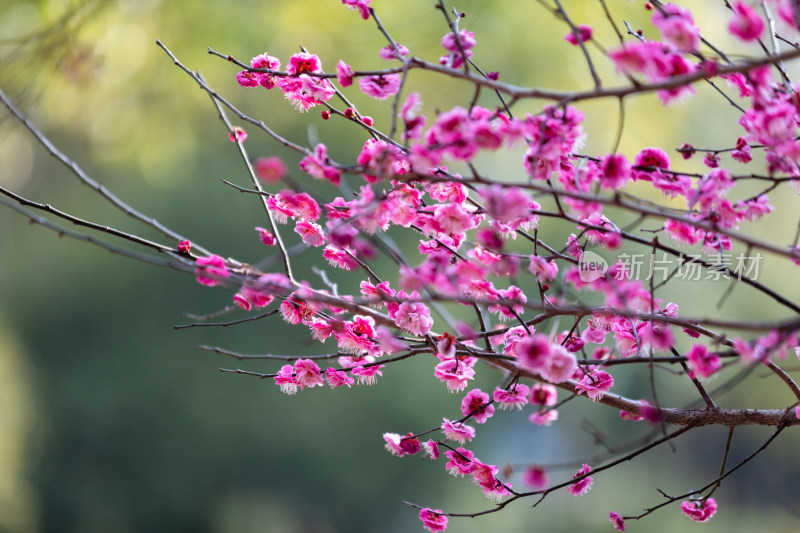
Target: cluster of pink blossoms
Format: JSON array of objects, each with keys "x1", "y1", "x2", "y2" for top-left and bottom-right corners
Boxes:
[{"x1": 182, "y1": 1, "x2": 800, "y2": 530}]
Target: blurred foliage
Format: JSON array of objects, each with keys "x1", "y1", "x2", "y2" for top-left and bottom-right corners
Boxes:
[{"x1": 1, "y1": 1, "x2": 800, "y2": 532}]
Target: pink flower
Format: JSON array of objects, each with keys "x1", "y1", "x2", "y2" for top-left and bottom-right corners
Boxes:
[
  {"x1": 254, "y1": 156, "x2": 287, "y2": 183},
  {"x1": 342, "y1": 0, "x2": 370, "y2": 20},
  {"x1": 441, "y1": 417, "x2": 476, "y2": 444},
  {"x1": 652, "y1": 3, "x2": 700, "y2": 53},
  {"x1": 434, "y1": 359, "x2": 476, "y2": 392},
  {"x1": 255, "y1": 226, "x2": 277, "y2": 246},
  {"x1": 236, "y1": 70, "x2": 259, "y2": 88},
  {"x1": 293, "y1": 358, "x2": 324, "y2": 389},
  {"x1": 336, "y1": 60, "x2": 354, "y2": 87},
  {"x1": 529, "y1": 409, "x2": 559, "y2": 426},
  {"x1": 234, "y1": 284, "x2": 273, "y2": 311},
  {"x1": 529, "y1": 256, "x2": 558, "y2": 283},
  {"x1": 299, "y1": 143, "x2": 341, "y2": 185},
  {"x1": 325, "y1": 367, "x2": 354, "y2": 388},
  {"x1": 600, "y1": 153, "x2": 631, "y2": 190},
  {"x1": 729, "y1": 1, "x2": 764, "y2": 42},
  {"x1": 529, "y1": 383, "x2": 557, "y2": 406},
  {"x1": 177, "y1": 240, "x2": 191, "y2": 254},
  {"x1": 686, "y1": 344, "x2": 721, "y2": 379},
  {"x1": 732, "y1": 137, "x2": 752, "y2": 163},
  {"x1": 521, "y1": 465, "x2": 549, "y2": 490},
  {"x1": 383, "y1": 432, "x2": 405, "y2": 456},
  {"x1": 357, "y1": 138, "x2": 409, "y2": 182},
  {"x1": 470, "y1": 460, "x2": 511, "y2": 501},
  {"x1": 634, "y1": 147, "x2": 671, "y2": 179},
  {"x1": 294, "y1": 220, "x2": 326, "y2": 247},
  {"x1": 663, "y1": 218, "x2": 701, "y2": 246},
  {"x1": 399, "y1": 433, "x2": 421, "y2": 455},
  {"x1": 228, "y1": 126, "x2": 247, "y2": 143},
  {"x1": 514, "y1": 334, "x2": 552, "y2": 369},
  {"x1": 419, "y1": 508, "x2": 448, "y2": 532},
  {"x1": 274, "y1": 364, "x2": 298, "y2": 395},
  {"x1": 359, "y1": 74, "x2": 401, "y2": 100},
  {"x1": 323, "y1": 245, "x2": 359, "y2": 270},
  {"x1": 249, "y1": 52, "x2": 281, "y2": 88},
  {"x1": 379, "y1": 43, "x2": 409, "y2": 60},
  {"x1": 575, "y1": 370, "x2": 614, "y2": 401},
  {"x1": 681, "y1": 498, "x2": 717, "y2": 522},
  {"x1": 351, "y1": 364, "x2": 384, "y2": 385},
  {"x1": 286, "y1": 52, "x2": 321, "y2": 75},
  {"x1": 422, "y1": 439, "x2": 440, "y2": 460},
  {"x1": 493, "y1": 384, "x2": 530, "y2": 410},
  {"x1": 441, "y1": 29, "x2": 477, "y2": 53},
  {"x1": 460, "y1": 388, "x2": 495, "y2": 423},
  {"x1": 432, "y1": 202, "x2": 477, "y2": 234},
  {"x1": 440, "y1": 29, "x2": 476, "y2": 68},
  {"x1": 564, "y1": 24, "x2": 593, "y2": 45},
  {"x1": 337, "y1": 315, "x2": 377, "y2": 354},
  {"x1": 194, "y1": 255, "x2": 230, "y2": 287},
  {"x1": 538, "y1": 346, "x2": 577, "y2": 383},
  {"x1": 394, "y1": 300, "x2": 433, "y2": 336},
  {"x1": 609, "y1": 512, "x2": 625, "y2": 531},
  {"x1": 444, "y1": 447, "x2": 475, "y2": 476},
  {"x1": 567, "y1": 464, "x2": 593, "y2": 496}
]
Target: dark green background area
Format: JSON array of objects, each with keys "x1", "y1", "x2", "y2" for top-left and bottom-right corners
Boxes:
[{"x1": 1, "y1": 1, "x2": 799, "y2": 532}]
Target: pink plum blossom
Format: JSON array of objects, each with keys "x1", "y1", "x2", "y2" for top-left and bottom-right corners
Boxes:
[
  {"x1": 728, "y1": 1, "x2": 764, "y2": 42},
  {"x1": 441, "y1": 417, "x2": 476, "y2": 444},
  {"x1": 538, "y1": 346, "x2": 577, "y2": 384},
  {"x1": 529, "y1": 409, "x2": 559, "y2": 426},
  {"x1": 294, "y1": 220, "x2": 326, "y2": 247},
  {"x1": 293, "y1": 358, "x2": 324, "y2": 389},
  {"x1": 460, "y1": 388, "x2": 495, "y2": 423},
  {"x1": 564, "y1": 24, "x2": 593, "y2": 45},
  {"x1": 194, "y1": 255, "x2": 230, "y2": 287},
  {"x1": 341, "y1": 0, "x2": 370, "y2": 20},
  {"x1": 529, "y1": 383, "x2": 558, "y2": 406},
  {"x1": 419, "y1": 508, "x2": 448, "y2": 532},
  {"x1": 514, "y1": 334, "x2": 552, "y2": 370},
  {"x1": 394, "y1": 300, "x2": 433, "y2": 336},
  {"x1": 383, "y1": 432, "x2": 405, "y2": 456},
  {"x1": 336, "y1": 60, "x2": 354, "y2": 87},
  {"x1": 254, "y1": 156, "x2": 287, "y2": 183},
  {"x1": 521, "y1": 465, "x2": 549, "y2": 490},
  {"x1": 681, "y1": 498, "x2": 717, "y2": 522},
  {"x1": 568, "y1": 463, "x2": 593, "y2": 496},
  {"x1": 609, "y1": 512, "x2": 625, "y2": 531},
  {"x1": 228, "y1": 126, "x2": 247, "y2": 143},
  {"x1": 600, "y1": 153, "x2": 631, "y2": 189},
  {"x1": 444, "y1": 447, "x2": 475, "y2": 476},
  {"x1": 434, "y1": 359, "x2": 476, "y2": 392},
  {"x1": 422, "y1": 440, "x2": 440, "y2": 460},
  {"x1": 299, "y1": 143, "x2": 341, "y2": 185},
  {"x1": 255, "y1": 226, "x2": 277, "y2": 246},
  {"x1": 493, "y1": 384, "x2": 530, "y2": 409},
  {"x1": 399, "y1": 433, "x2": 421, "y2": 455},
  {"x1": 325, "y1": 367, "x2": 354, "y2": 389},
  {"x1": 273, "y1": 365, "x2": 298, "y2": 395},
  {"x1": 323, "y1": 245, "x2": 359, "y2": 270},
  {"x1": 575, "y1": 370, "x2": 614, "y2": 401},
  {"x1": 686, "y1": 344, "x2": 721, "y2": 379},
  {"x1": 379, "y1": 43, "x2": 409, "y2": 60},
  {"x1": 359, "y1": 74, "x2": 401, "y2": 99},
  {"x1": 351, "y1": 364, "x2": 383, "y2": 385},
  {"x1": 651, "y1": 3, "x2": 700, "y2": 53}
]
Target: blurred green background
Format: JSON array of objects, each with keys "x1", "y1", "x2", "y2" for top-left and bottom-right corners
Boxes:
[{"x1": 1, "y1": 1, "x2": 799, "y2": 532}]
